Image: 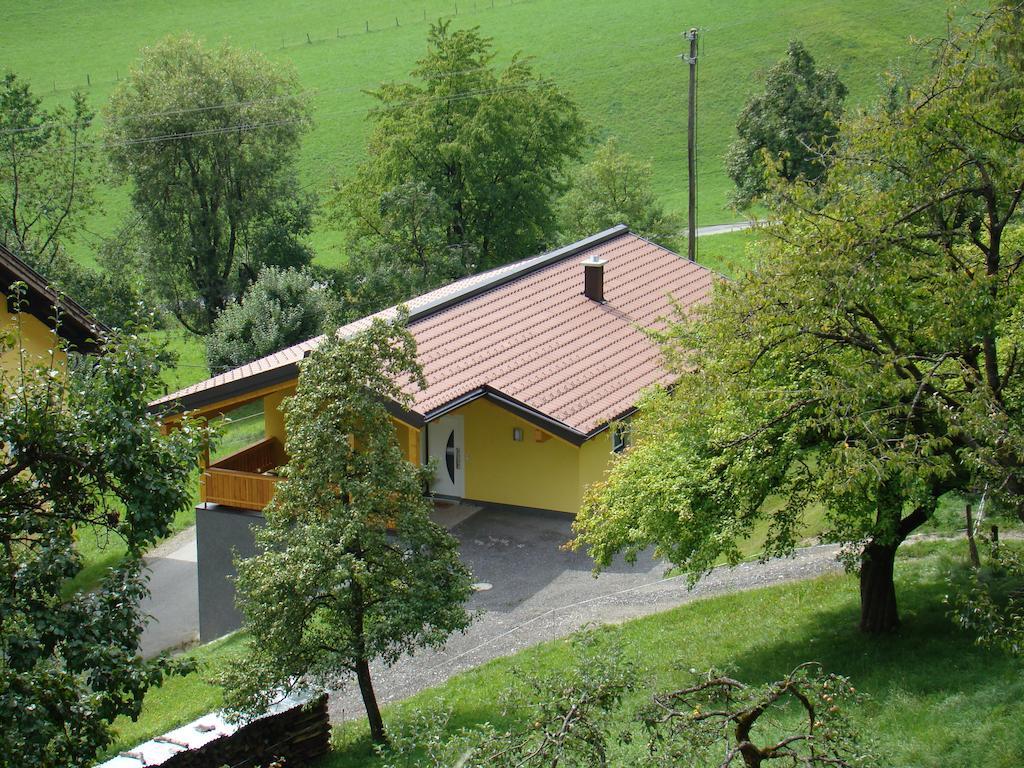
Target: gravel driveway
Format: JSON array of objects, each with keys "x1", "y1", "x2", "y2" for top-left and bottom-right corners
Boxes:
[{"x1": 326, "y1": 504, "x2": 845, "y2": 723}]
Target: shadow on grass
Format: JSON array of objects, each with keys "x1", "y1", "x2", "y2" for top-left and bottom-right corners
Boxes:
[{"x1": 673, "y1": 554, "x2": 1024, "y2": 768}]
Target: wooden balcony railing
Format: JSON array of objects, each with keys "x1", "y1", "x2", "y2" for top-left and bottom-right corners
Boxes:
[{"x1": 202, "y1": 437, "x2": 287, "y2": 511}]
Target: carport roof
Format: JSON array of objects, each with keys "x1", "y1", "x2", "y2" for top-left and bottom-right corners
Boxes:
[{"x1": 151, "y1": 225, "x2": 716, "y2": 439}]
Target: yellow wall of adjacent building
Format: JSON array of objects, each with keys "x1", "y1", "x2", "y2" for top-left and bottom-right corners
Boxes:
[
  {"x1": 448, "y1": 397, "x2": 615, "y2": 514},
  {"x1": 0, "y1": 304, "x2": 67, "y2": 374}
]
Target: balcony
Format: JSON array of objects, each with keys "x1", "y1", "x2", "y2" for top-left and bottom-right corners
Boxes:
[{"x1": 202, "y1": 437, "x2": 287, "y2": 511}]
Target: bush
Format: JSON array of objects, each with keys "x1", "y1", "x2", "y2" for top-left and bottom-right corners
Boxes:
[{"x1": 205, "y1": 266, "x2": 334, "y2": 374}]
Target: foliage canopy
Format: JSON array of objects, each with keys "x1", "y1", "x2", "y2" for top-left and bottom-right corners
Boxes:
[
  {"x1": 335, "y1": 21, "x2": 586, "y2": 302},
  {"x1": 725, "y1": 40, "x2": 847, "y2": 208},
  {"x1": 558, "y1": 137, "x2": 680, "y2": 244},
  {"x1": 0, "y1": 308, "x2": 203, "y2": 767},
  {"x1": 106, "y1": 34, "x2": 314, "y2": 334},
  {"x1": 221, "y1": 316, "x2": 473, "y2": 745},
  {"x1": 205, "y1": 265, "x2": 334, "y2": 373},
  {"x1": 576, "y1": 4, "x2": 1024, "y2": 633}
]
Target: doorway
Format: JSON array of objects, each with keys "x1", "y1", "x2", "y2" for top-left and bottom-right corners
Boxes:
[{"x1": 427, "y1": 414, "x2": 465, "y2": 497}]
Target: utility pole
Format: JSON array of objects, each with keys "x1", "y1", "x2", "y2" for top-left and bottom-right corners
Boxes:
[{"x1": 683, "y1": 27, "x2": 699, "y2": 261}]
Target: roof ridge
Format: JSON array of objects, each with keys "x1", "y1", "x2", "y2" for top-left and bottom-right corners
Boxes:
[
  {"x1": 151, "y1": 226, "x2": 632, "y2": 410},
  {"x1": 401, "y1": 224, "x2": 629, "y2": 326}
]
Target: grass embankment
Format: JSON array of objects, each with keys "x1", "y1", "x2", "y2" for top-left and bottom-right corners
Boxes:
[
  {"x1": 106, "y1": 541, "x2": 1024, "y2": 767},
  {"x1": 4, "y1": 0, "x2": 981, "y2": 267}
]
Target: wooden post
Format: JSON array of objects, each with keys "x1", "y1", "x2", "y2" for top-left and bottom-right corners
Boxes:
[{"x1": 965, "y1": 503, "x2": 981, "y2": 567}]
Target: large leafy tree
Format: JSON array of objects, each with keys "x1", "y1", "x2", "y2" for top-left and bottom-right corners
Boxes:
[
  {"x1": 0, "y1": 73, "x2": 99, "y2": 270},
  {"x1": 106, "y1": 34, "x2": 314, "y2": 334},
  {"x1": 205, "y1": 265, "x2": 334, "y2": 373},
  {"x1": 334, "y1": 181, "x2": 474, "y2": 322},
  {"x1": 574, "y1": 4, "x2": 1024, "y2": 633},
  {"x1": 221, "y1": 316, "x2": 474, "y2": 745},
  {"x1": 725, "y1": 41, "x2": 847, "y2": 209},
  {"x1": 0, "y1": 309, "x2": 203, "y2": 767},
  {"x1": 335, "y1": 21, "x2": 586, "y2": 278},
  {"x1": 558, "y1": 138, "x2": 679, "y2": 244}
]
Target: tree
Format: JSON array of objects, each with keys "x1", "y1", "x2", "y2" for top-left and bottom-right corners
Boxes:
[
  {"x1": 559, "y1": 138, "x2": 679, "y2": 243},
  {"x1": 0, "y1": 73, "x2": 99, "y2": 271},
  {"x1": 335, "y1": 21, "x2": 585, "y2": 278},
  {"x1": 574, "y1": 5, "x2": 1024, "y2": 633},
  {"x1": 0, "y1": 304, "x2": 204, "y2": 767},
  {"x1": 725, "y1": 41, "x2": 847, "y2": 209},
  {"x1": 948, "y1": 538, "x2": 1024, "y2": 656},
  {"x1": 205, "y1": 266, "x2": 334, "y2": 373},
  {"x1": 106, "y1": 34, "x2": 314, "y2": 334},
  {"x1": 334, "y1": 181, "x2": 475, "y2": 322},
  {"x1": 638, "y1": 664, "x2": 867, "y2": 767},
  {"x1": 220, "y1": 316, "x2": 474, "y2": 745}
]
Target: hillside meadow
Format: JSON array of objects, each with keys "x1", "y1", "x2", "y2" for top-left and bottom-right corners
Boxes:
[{"x1": 3, "y1": 0, "x2": 984, "y2": 267}]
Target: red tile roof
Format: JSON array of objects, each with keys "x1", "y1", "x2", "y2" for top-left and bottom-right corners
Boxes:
[{"x1": 152, "y1": 226, "x2": 715, "y2": 439}]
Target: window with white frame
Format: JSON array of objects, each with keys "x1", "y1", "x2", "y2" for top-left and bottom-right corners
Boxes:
[{"x1": 611, "y1": 424, "x2": 629, "y2": 453}]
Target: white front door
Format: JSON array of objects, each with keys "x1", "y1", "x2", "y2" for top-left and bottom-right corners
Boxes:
[{"x1": 427, "y1": 415, "x2": 465, "y2": 497}]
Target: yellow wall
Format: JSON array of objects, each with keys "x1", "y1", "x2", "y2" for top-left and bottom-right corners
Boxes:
[
  {"x1": 392, "y1": 419, "x2": 420, "y2": 465},
  {"x1": 262, "y1": 386, "x2": 295, "y2": 445},
  {"x1": 451, "y1": 397, "x2": 614, "y2": 514},
  {"x1": 258, "y1": 384, "x2": 615, "y2": 514},
  {"x1": 0, "y1": 304, "x2": 67, "y2": 375},
  {"x1": 579, "y1": 430, "x2": 613, "y2": 504},
  {"x1": 262, "y1": 386, "x2": 419, "y2": 465}
]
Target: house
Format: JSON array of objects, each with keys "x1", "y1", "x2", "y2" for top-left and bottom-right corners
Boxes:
[
  {"x1": 0, "y1": 243, "x2": 105, "y2": 370},
  {"x1": 152, "y1": 225, "x2": 715, "y2": 640}
]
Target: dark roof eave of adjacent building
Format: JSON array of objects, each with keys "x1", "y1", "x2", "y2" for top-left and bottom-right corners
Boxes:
[
  {"x1": 153, "y1": 225, "x2": 631, "y2": 417},
  {"x1": 0, "y1": 244, "x2": 107, "y2": 350}
]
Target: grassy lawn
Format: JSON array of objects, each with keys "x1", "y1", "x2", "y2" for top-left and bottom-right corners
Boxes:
[
  {"x1": 696, "y1": 227, "x2": 761, "y2": 277},
  {"x1": 148, "y1": 327, "x2": 209, "y2": 395},
  {"x1": 3, "y1": 0, "x2": 983, "y2": 267},
  {"x1": 104, "y1": 540, "x2": 1023, "y2": 767}
]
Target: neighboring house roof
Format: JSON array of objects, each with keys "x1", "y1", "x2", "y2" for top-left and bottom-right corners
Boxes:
[
  {"x1": 152, "y1": 226, "x2": 716, "y2": 443},
  {"x1": 0, "y1": 243, "x2": 106, "y2": 351}
]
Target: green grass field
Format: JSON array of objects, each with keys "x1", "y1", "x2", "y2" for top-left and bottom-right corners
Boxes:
[
  {"x1": 3, "y1": 0, "x2": 983, "y2": 268},
  {"x1": 103, "y1": 541, "x2": 1024, "y2": 767}
]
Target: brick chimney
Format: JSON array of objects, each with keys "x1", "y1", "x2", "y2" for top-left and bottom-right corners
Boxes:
[{"x1": 582, "y1": 255, "x2": 607, "y2": 303}]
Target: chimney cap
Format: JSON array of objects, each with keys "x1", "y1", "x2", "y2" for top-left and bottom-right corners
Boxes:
[{"x1": 581, "y1": 255, "x2": 607, "y2": 267}]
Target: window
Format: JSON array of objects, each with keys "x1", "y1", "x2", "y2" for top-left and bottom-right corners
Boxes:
[{"x1": 612, "y1": 425, "x2": 629, "y2": 454}]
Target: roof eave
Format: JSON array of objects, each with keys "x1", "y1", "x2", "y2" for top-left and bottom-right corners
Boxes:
[{"x1": 424, "y1": 386, "x2": 589, "y2": 446}]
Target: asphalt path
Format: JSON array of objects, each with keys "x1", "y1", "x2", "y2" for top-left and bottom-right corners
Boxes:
[
  {"x1": 138, "y1": 527, "x2": 199, "y2": 658},
  {"x1": 325, "y1": 505, "x2": 843, "y2": 723}
]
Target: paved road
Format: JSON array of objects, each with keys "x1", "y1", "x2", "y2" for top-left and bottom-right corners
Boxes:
[
  {"x1": 696, "y1": 220, "x2": 760, "y2": 237},
  {"x1": 325, "y1": 505, "x2": 843, "y2": 723},
  {"x1": 138, "y1": 527, "x2": 199, "y2": 658}
]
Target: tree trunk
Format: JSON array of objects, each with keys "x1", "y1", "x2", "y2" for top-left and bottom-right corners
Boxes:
[
  {"x1": 355, "y1": 657, "x2": 387, "y2": 745},
  {"x1": 859, "y1": 540, "x2": 900, "y2": 633}
]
